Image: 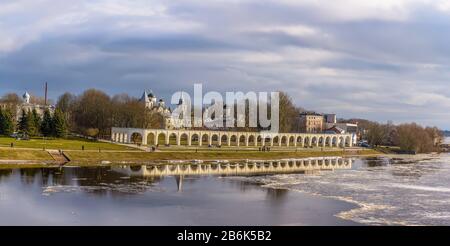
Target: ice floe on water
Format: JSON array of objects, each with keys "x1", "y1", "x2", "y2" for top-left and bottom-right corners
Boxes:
[{"x1": 226, "y1": 154, "x2": 450, "y2": 226}]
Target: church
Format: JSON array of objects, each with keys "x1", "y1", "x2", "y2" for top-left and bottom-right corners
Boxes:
[
  {"x1": 14, "y1": 91, "x2": 54, "y2": 121},
  {"x1": 139, "y1": 90, "x2": 185, "y2": 129}
]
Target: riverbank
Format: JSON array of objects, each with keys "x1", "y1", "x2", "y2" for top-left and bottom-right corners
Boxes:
[{"x1": 0, "y1": 147, "x2": 381, "y2": 167}]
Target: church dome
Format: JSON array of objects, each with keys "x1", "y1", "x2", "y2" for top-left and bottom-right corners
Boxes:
[{"x1": 23, "y1": 91, "x2": 30, "y2": 103}]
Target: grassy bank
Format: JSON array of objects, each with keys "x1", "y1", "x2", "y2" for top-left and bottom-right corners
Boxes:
[
  {"x1": 0, "y1": 136, "x2": 137, "y2": 151},
  {"x1": 64, "y1": 149, "x2": 380, "y2": 165},
  {"x1": 0, "y1": 149, "x2": 53, "y2": 160}
]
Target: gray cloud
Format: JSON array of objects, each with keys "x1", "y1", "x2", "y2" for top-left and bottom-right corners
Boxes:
[{"x1": 0, "y1": 0, "x2": 449, "y2": 129}]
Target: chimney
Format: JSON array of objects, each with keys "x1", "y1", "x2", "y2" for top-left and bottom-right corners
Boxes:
[{"x1": 44, "y1": 82, "x2": 48, "y2": 106}]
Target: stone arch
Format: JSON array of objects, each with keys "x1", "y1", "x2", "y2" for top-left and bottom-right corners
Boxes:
[
  {"x1": 281, "y1": 136, "x2": 287, "y2": 146},
  {"x1": 273, "y1": 136, "x2": 280, "y2": 146},
  {"x1": 169, "y1": 133, "x2": 177, "y2": 145},
  {"x1": 180, "y1": 133, "x2": 189, "y2": 146},
  {"x1": 263, "y1": 136, "x2": 271, "y2": 146},
  {"x1": 325, "y1": 136, "x2": 331, "y2": 147},
  {"x1": 311, "y1": 136, "x2": 318, "y2": 147},
  {"x1": 239, "y1": 135, "x2": 246, "y2": 146},
  {"x1": 230, "y1": 135, "x2": 238, "y2": 146},
  {"x1": 147, "y1": 132, "x2": 156, "y2": 145},
  {"x1": 332, "y1": 136, "x2": 338, "y2": 147},
  {"x1": 318, "y1": 137, "x2": 324, "y2": 147},
  {"x1": 130, "y1": 165, "x2": 142, "y2": 172},
  {"x1": 221, "y1": 135, "x2": 228, "y2": 146},
  {"x1": 211, "y1": 134, "x2": 219, "y2": 146},
  {"x1": 296, "y1": 136, "x2": 303, "y2": 146},
  {"x1": 304, "y1": 136, "x2": 310, "y2": 147},
  {"x1": 248, "y1": 135, "x2": 255, "y2": 146},
  {"x1": 130, "y1": 132, "x2": 143, "y2": 144},
  {"x1": 201, "y1": 133, "x2": 209, "y2": 146},
  {"x1": 257, "y1": 135, "x2": 263, "y2": 146},
  {"x1": 191, "y1": 133, "x2": 200, "y2": 146},
  {"x1": 289, "y1": 136, "x2": 295, "y2": 146},
  {"x1": 157, "y1": 132, "x2": 166, "y2": 145}
]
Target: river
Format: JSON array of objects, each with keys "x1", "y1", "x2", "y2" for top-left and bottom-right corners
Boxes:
[{"x1": 0, "y1": 154, "x2": 450, "y2": 225}]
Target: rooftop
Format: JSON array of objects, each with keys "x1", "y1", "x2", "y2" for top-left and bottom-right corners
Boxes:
[{"x1": 300, "y1": 111, "x2": 323, "y2": 116}]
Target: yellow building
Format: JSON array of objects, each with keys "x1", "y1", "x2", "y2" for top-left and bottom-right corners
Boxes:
[{"x1": 298, "y1": 112, "x2": 324, "y2": 133}]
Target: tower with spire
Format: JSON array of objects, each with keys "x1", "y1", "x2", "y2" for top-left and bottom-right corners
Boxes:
[
  {"x1": 140, "y1": 90, "x2": 157, "y2": 108},
  {"x1": 139, "y1": 89, "x2": 175, "y2": 129},
  {"x1": 22, "y1": 91, "x2": 30, "y2": 104}
]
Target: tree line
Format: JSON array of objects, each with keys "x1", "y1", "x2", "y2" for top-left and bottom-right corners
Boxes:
[
  {"x1": 55, "y1": 89, "x2": 164, "y2": 138},
  {"x1": 52, "y1": 89, "x2": 305, "y2": 138},
  {"x1": 0, "y1": 107, "x2": 67, "y2": 138},
  {"x1": 2, "y1": 89, "x2": 443, "y2": 153},
  {"x1": 346, "y1": 119, "x2": 444, "y2": 153}
]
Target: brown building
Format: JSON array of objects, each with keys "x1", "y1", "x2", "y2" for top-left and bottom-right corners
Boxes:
[{"x1": 298, "y1": 112, "x2": 324, "y2": 133}]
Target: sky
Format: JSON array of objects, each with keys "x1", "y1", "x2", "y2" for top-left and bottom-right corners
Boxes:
[{"x1": 0, "y1": 0, "x2": 449, "y2": 129}]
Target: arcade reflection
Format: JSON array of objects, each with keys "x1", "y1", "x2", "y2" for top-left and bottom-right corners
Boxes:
[{"x1": 0, "y1": 157, "x2": 352, "y2": 193}]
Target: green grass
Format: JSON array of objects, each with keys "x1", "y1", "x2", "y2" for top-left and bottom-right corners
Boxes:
[
  {"x1": 0, "y1": 149, "x2": 53, "y2": 160},
  {"x1": 0, "y1": 136, "x2": 138, "y2": 151}
]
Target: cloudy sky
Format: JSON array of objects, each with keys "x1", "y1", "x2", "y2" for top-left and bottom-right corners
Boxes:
[{"x1": 1, "y1": 0, "x2": 449, "y2": 129}]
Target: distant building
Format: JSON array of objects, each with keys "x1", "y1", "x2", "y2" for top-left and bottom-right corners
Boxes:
[
  {"x1": 18, "y1": 91, "x2": 55, "y2": 121},
  {"x1": 324, "y1": 122, "x2": 358, "y2": 145},
  {"x1": 298, "y1": 111, "x2": 358, "y2": 145},
  {"x1": 140, "y1": 90, "x2": 189, "y2": 129},
  {"x1": 0, "y1": 91, "x2": 55, "y2": 121},
  {"x1": 298, "y1": 112, "x2": 324, "y2": 133},
  {"x1": 324, "y1": 114, "x2": 337, "y2": 124},
  {"x1": 325, "y1": 122, "x2": 358, "y2": 134},
  {"x1": 324, "y1": 125, "x2": 346, "y2": 134},
  {"x1": 140, "y1": 90, "x2": 171, "y2": 114}
]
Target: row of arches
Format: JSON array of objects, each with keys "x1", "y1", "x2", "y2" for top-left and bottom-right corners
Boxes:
[
  {"x1": 112, "y1": 130, "x2": 353, "y2": 148},
  {"x1": 113, "y1": 158, "x2": 353, "y2": 177}
]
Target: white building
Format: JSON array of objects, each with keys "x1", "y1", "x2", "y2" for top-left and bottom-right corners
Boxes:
[
  {"x1": 140, "y1": 90, "x2": 188, "y2": 129},
  {"x1": 0, "y1": 91, "x2": 55, "y2": 121}
]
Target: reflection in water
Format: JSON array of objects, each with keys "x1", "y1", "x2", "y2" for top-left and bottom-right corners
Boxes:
[
  {"x1": 111, "y1": 157, "x2": 351, "y2": 191},
  {"x1": 0, "y1": 157, "x2": 352, "y2": 195},
  {"x1": 112, "y1": 157, "x2": 352, "y2": 177},
  {"x1": 0, "y1": 156, "x2": 356, "y2": 226},
  {"x1": 0, "y1": 157, "x2": 352, "y2": 193}
]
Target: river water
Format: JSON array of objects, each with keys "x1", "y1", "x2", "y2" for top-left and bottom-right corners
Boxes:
[{"x1": 1, "y1": 154, "x2": 450, "y2": 225}]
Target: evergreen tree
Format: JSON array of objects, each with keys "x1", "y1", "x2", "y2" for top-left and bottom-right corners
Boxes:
[
  {"x1": 53, "y1": 109, "x2": 67, "y2": 138},
  {"x1": 1, "y1": 109, "x2": 15, "y2": 135},
  {"x1": 18, "y1": 109, "x2": 31, "y2": 136},
  {"x1": 40, "y1": 109, "x2": 53, "y2": 137},
  {"x1": 0, "y1": 108, "x2": 5, "y2": 135},
  {"x1": 28, "y1": 109, "x2": 41, "y2": 136}
]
